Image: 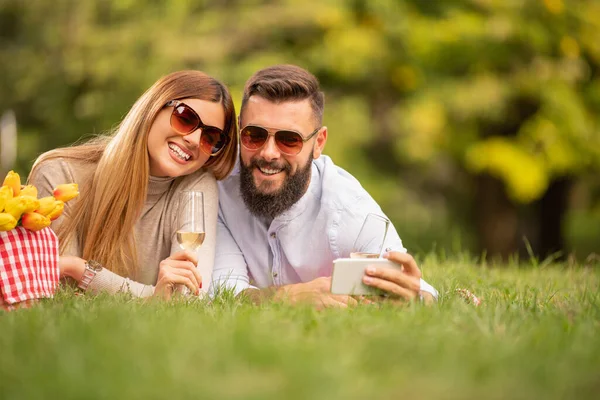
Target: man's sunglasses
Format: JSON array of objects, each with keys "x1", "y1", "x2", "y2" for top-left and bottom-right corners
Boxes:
[
  {"x1": 240, "y1": 125, "x2": 321, "y2": 156},
  {"x1": 166, "y1": 100, "x2": 229, "y2": 156}
]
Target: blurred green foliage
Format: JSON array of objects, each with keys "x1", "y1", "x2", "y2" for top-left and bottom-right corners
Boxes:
[{"x1": 0, "y1": 0, "x2": 598, "y2": 255}]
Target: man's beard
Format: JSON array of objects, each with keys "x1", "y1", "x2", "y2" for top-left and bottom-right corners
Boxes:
[{"x1": 240, "y1": 154, "x2": 313, "y2": 219}]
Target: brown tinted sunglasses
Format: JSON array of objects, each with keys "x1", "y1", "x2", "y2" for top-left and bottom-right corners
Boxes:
[
  {"x1": 166, "y1": 100, "x2": 229, "y2": 156},
  {"x1": 240, "y1": 125, "x2": 320, "y2": 155}
]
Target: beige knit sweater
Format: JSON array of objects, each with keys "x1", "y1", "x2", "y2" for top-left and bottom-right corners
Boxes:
[{"x1": 29, "y1": 158, "x2": 218, "y2": 297}]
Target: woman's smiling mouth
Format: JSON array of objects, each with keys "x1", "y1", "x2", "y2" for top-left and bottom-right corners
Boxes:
[{"x1": 168, "y1": 142, "x2": 192, "y2": 162}]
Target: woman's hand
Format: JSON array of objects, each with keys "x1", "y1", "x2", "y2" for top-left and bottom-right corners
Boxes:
[
  {"x1": 58, "y1": 255, "x2": 86, "y2": 281},
  {"x1": 154, "y1": 250, "x2": 202, "y2": 300}
]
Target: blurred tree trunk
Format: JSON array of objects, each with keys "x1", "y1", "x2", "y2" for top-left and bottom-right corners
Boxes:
[
  {"x1": 538, "y1": 177, "x2": 572, "y2": 259},
  {"x1": 476, "y1": 174, "x2": 519, "y2": 259},
  {"x1": 476, "y1": 174, "x2": 572, "y2": 260}
]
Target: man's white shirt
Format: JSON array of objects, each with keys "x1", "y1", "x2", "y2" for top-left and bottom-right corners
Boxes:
[{"x1": 211, "y1": 155, "x2": 438, "y2": 299}]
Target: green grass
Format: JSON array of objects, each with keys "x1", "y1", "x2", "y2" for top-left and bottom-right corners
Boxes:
[{"x1": 1, "y1": 255, "x2": 599, "y2": 400}]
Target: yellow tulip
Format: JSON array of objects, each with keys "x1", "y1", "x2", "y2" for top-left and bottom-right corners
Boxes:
[
  {"x1": 21, "y1": 212, "x2": 51, "y2": 232},
  {"x1": 0, "y1": 185, "x2": 13, "y2": 213},
  {"x1": 4, "y1": 196, "x2": 40, "y2": 220},
  {"x1": 2, "y1": 170, "x2": 20, "y2": 196},
  {"x1": 0, "y1": 213, "x2": 17, "y2": 231},
  {"x1": 19, "y1": 185, "x2": 38, "y2": 198},
  {"x1": 53, "y1": 183, "x2": 79, "y2": 202},
  {"x1": 35, "y1": 196, "x2": 57, "y2": 216},
  {"x1": 47, "y1": 200, "x2": 64, "y2": 221}
]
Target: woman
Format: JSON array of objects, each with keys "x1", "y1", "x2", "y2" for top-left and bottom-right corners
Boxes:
[{"x1": 28, "y1": 70, "x2": 238, "y2": 299}]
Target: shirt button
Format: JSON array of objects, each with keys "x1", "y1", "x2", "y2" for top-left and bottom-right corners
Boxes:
[{"x1": 270, "y1": 232, "x2": 276, "y2": 239}]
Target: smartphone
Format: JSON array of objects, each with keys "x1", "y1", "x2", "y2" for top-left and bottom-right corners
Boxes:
[{"x1": 330, "y1": 257, "x2": 402, "y2": 295}]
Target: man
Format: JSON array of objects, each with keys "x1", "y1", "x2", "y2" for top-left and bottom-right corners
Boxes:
[{"x1": 211, "y1": 64, "x2": 438, "y2": 306}]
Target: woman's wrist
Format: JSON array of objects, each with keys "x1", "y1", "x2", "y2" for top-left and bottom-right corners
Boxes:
[{"x1": 59, "y1": 256, "x2": 87, "y2": 282}]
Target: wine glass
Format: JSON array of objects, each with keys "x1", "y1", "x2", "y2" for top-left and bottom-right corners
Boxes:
[
  {"x1": 175, "y1": 190, "x2": 205, "y2": 296},
  {"x1": 350, "y1": 213, "x2": 390, "y2": 259},
  {"x1": 177, "y1": 190, "x2": 205, "y2": 251}
]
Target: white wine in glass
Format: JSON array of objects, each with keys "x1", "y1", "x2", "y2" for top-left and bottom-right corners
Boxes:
[
  {"x1": 176, "y1": 231, "x2": 205, "y2": 251},
  {"x1": 350, "y1": 213, "x2": 390, "y2": 259},
  {"x1": 177, "y1": 190, "x2": 205, "y2": 251},
  {"x1": 175, "y1": 190, "x2": 205, "y2": 296}
]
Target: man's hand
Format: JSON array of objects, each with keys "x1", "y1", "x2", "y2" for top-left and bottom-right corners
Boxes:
[
  {"x1": 274, "y1": 277, "x2": 357, "y2": 309},
  {"x1": 362, "y1": 252, "x2": 434, "y2": 304},
  {"x1": 154, "y1": 250, "x2": 202, "y2": 300},
  {"x1": 242, "y1": 277, "x2": 357, "y2": 309}
]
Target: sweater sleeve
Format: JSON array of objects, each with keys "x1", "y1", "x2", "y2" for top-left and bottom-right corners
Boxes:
[
  {"x1": 86, "y1": 269, "x2": 155, "y2": 297},
  {"x1": 28, "y1": 157, "x2": 155, "y2": 297}
]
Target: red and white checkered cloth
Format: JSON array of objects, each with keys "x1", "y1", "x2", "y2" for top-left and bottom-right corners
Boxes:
[{"x1": 0, "y1": 226, "x2": 60, "y2": 305}]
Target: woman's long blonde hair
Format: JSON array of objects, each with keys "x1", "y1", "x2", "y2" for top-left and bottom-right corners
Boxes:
[{"x1": 29, "y1": 70, "x2": 238, "y2": 277}]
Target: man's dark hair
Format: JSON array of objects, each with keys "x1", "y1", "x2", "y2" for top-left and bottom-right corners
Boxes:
[{"x1": 241, "y1": 64, "x2": 325, "y2": 125}]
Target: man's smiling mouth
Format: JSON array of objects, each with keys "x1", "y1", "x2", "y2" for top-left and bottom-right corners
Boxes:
[{"x1": 258, "y1": 166, "x2": 283, "y2": 175}]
